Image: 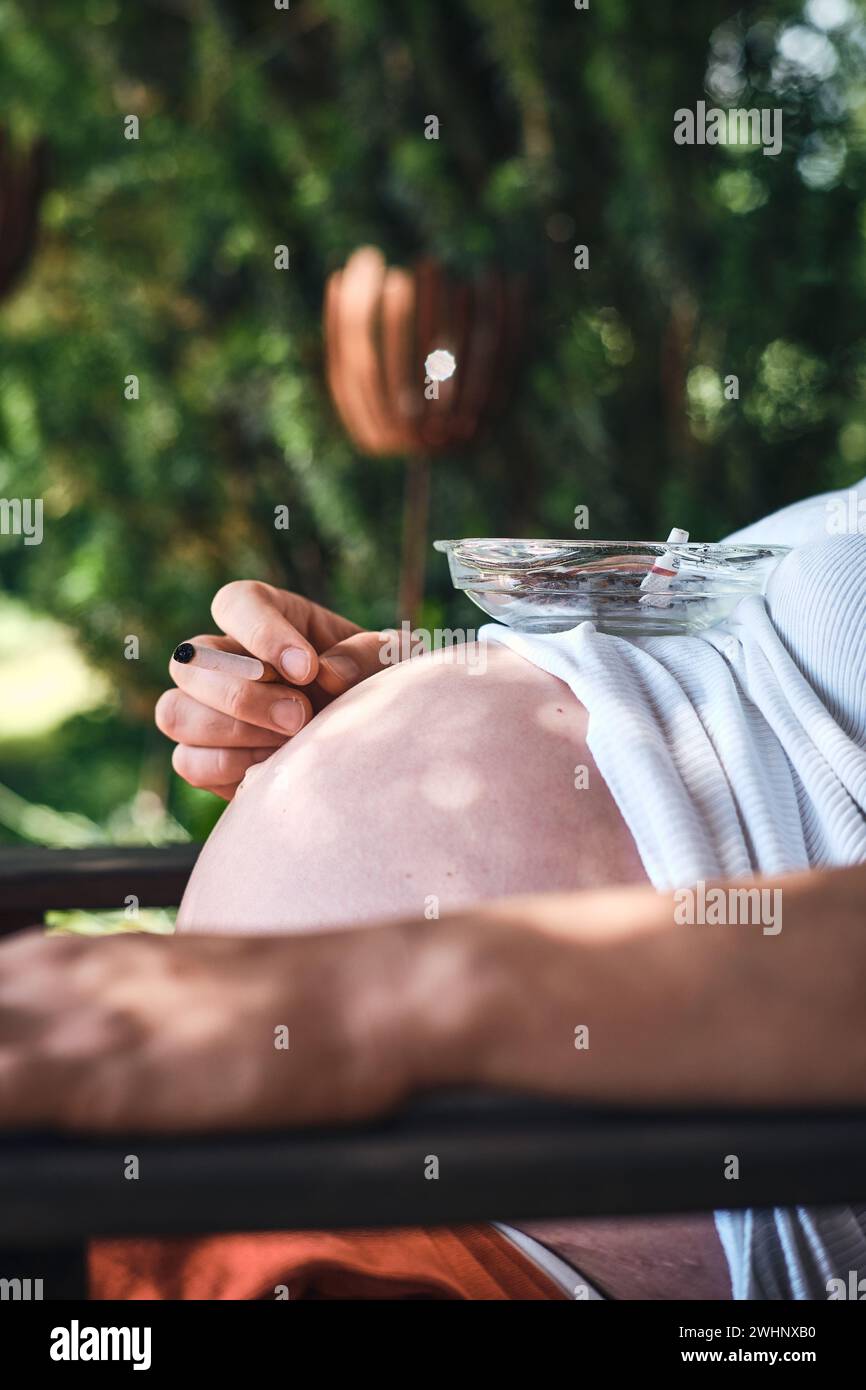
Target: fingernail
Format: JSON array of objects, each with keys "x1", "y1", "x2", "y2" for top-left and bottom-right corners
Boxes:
[
  {"x1": 270, "y1": 699, "x2": 306, "y2": 734},
  {"x1": 322, "y1": 654, "x2": 359, "y2": 683},
  {"x1": 281, "y1": 648, "x2": 311, "y2": 682}
]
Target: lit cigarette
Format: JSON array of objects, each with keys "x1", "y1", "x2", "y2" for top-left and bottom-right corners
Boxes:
[
  {"x1": 639, "y1": 527, "x2": 690, "y2": 607},
  {"x1": 172, "y1": 642, "x2": 279, "y2": 682}
]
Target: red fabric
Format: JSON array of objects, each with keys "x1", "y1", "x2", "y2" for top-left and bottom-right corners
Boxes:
[{"x1": 90, "y1": 1224, "x2": 566, "y2": 1300}]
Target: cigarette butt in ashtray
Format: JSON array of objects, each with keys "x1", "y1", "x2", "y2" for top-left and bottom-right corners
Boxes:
[
  {"x1": 172, "y1": 642, "x2": 281, "y2": 682},
  {"x1": 639, "y1": 527, "x2": 690, "y2": 607}
]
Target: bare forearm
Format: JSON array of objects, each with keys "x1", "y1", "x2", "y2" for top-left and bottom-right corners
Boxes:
[
  {"x1": 407, "y1": 865, "x2": 866, "y2": 1107},
  {"x1": 3, "y1": 865, "x2": 862, "y2": 1135}
]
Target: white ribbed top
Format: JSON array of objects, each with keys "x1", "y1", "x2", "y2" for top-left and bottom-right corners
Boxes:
[{"x1": 481, "y1": 480, "x2": 866, "y2": 1300}]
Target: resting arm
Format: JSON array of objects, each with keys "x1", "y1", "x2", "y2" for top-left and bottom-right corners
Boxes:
[
  {"x1": 423, "y1": 863, "x2": 866, "y2": 1108},
  {"x1": 0, "y1": 864, "x2": 863, "y2": 1132}
]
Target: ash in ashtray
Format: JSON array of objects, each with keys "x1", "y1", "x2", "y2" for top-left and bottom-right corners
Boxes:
[
  {"x1": 527, "y1": 567, "x2": 646, "y2": 587},
  {"x1": 519, "y1": 564, "x2": 661, "y2": 596},
  {"x1": 504, "y1": 562, "x2": 697, "y2": 617}
]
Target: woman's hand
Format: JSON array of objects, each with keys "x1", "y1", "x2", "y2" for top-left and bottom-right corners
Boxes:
[{"x1": 156, "y1": 582, "x2": 388, "y2": 799}]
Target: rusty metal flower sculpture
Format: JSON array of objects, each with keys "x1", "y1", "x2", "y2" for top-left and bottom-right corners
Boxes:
[{"x1": 324, "y1": 246, "x2": 527, "y2": 624}]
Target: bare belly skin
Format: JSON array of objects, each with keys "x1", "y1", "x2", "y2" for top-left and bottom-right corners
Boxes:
[{"x1": 177, "y1": 641, "x2": 730, "y2": 1298}]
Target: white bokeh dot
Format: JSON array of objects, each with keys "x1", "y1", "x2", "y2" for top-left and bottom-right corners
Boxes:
[{"x1": 425, "y1": 349, "x2": 456, "y2": 382}]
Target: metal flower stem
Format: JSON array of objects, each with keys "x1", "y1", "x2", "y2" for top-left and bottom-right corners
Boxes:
[{"x1": 397, "y1": 453, "x2": 431, "y2": 631}]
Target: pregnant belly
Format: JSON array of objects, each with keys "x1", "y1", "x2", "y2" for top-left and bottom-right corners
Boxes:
[{"x1": 177, "y1": 641, "x2": 648, "y2": 935}]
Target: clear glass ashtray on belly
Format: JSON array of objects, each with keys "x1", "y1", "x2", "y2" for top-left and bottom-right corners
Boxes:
[{"x1": 433, "y1": 538, "x2": 790, "y2": 636}]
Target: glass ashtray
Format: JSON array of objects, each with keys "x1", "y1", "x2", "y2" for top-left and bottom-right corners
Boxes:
[{"x1": 433, "y1": 538, "x2": 790, "y2": 636}]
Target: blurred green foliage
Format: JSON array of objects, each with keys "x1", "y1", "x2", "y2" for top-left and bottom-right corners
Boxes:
[{"x1": 1, "y1": 0, "x2": 865, "y2": 842}]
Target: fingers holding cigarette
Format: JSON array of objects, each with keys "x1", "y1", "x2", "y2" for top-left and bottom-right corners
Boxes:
[
  {"x1": 169, "y1": 637, "x2": 314, "y2": 737},
  {"x1": 208, "y1": 581, "x2": 380, "y2": 697},
  {"x1": 210, "y1": 581, "x2": 320, "y2": 686}
]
